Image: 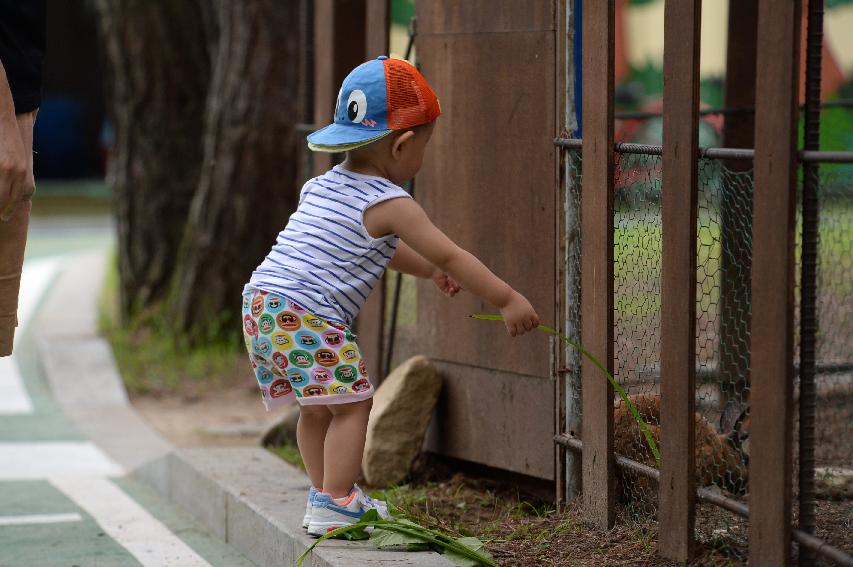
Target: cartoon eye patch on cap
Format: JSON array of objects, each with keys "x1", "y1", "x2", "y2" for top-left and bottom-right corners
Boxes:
[{"x1": 307, "y1": 56, "x2": 441, "y2": 152}]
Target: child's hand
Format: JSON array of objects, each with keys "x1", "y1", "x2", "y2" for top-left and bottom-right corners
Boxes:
[
  {"x1": 499, "y1": 291, "x2": 539, "y2": 337},
  {"x1": 432, "y1": 270, "x2": 461, "y2": 297}
]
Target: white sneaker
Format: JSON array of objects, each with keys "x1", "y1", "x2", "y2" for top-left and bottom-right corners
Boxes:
[
  {"x1": 302, "y1": 486, "x2": 318, "y2": 529},
  {"x1": 307, "y1": 485, "x2": 391, "y2": 537}
]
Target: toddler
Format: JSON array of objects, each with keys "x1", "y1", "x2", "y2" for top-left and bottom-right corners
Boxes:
[{"x1": 241, "y1": 56, "x2": 539, "y2": 536}]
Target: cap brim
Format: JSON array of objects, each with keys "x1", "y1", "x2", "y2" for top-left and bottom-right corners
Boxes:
[{"x1": 306, "y1": 123, "x2": 392, "y2": 153}]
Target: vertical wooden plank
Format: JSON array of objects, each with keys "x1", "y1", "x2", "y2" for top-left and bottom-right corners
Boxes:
[
  {"x1": 750, "y1": 1, "x2": 801, "y2": 565},
  {"x1": 312, "y1": 1, "x2": 384, "y2": 380},
  {"x1": 365, "y1": 0, "x2": 389, "y2": 58},
  {"x1": 312, "y1": 0, "x2": 366, "y2": 177},
  {"x1": 358, "y1": 0, "x2": 388, "y2": 382},
  {"x1": 312, "y1": 0, "x2": 335, "y2": 176},
  {"x1": 580, "y1": 0, "x2": 615, "y2": 529},
  {"x1": 659, "y1": 0, "x2": 700, "y2": 561}
]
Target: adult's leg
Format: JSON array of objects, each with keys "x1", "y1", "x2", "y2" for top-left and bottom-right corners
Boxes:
[
  {"x1": 296, "y1": 404, "x2": 333, "y2": 489},
  {"x1": 0, "y1": 111, "x2": 35, "y2": 356},
  {"x1": 322, "y1": 398, "x2": 372, "y2": 498}
]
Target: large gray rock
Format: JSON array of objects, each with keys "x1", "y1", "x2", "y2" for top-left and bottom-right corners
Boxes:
[
  {"x1": 260, "y1": 403, "x2": 300, "y2": 447},
  {"x1": 815, "y1": 467, "x2": 853, "y2": 499},
  {"x1": 362, "y1": 355, "x2": 441, "y2": 487}
]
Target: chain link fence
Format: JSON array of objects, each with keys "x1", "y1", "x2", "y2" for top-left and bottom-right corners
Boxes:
[
  {"x1": 802, "y1": 164, "x2": 853, "y2": 561},
  {"x1": 562, "y1": 147, "x2": 852, "y2": 562}
]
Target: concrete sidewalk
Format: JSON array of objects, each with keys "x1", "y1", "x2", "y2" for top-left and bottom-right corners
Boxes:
[{"x1": 14, "y1": 251, "x2": 454, "y2": 567}]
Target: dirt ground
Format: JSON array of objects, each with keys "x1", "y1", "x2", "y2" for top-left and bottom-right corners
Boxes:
[
  {"x1": 377, "y1": 457, "x2": 750, "y2": 567},
  {"x1": 129, "y1": 377, "x2": 285, "y2": 448}
]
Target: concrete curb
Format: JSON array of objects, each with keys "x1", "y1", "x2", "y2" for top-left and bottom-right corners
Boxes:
[
  {"x1": 39, "y1": 252, "x2": 453, "y2": 567},
  {"x1": 136, "y1": 448, "x2": 455, "y2": 567},
  {"x1": 35, "y1": 252, "x2": 172, "y2": 472}
]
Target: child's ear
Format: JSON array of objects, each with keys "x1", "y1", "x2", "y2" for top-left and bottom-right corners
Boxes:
[{"x1": 390, "y1": 130, "x2": 416, "y2": 160}]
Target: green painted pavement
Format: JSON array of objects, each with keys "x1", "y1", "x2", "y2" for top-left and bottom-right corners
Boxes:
[
  {"x1": 0, "y1": 481, "x2": 141, "y2": 567},
  {"x1": 0, "y1": 306, "x2": 84, "y2": 443}
]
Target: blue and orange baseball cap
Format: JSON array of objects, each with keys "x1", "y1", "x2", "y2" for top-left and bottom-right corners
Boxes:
[{"x1": 307, "y1": 56, "x2": 441, "y2": 152}]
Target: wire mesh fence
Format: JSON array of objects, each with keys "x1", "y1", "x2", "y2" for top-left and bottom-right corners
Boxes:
[
  {"x1": 611, "y1": 150, "x2": 663, "y2": 518},
  {"x1": 802, "y1": 164, "x2": 853, "y2": 560},
  {"x1": 692, "y1": 158, "x2": 753, "y2": 559},
  {"x1": 562, "y1": 146, "x2": 852, "y2": 562}
]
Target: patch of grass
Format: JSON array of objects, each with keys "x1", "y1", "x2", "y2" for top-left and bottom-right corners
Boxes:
[
  {"x1": 107, "y1": 323, "x2": 243, "y2": 396},
  {"x1": 99, "y1": 256, "x2": 245, "y2": 396},
  {"x1": 268, "y1": 443, "x2": 304, "y2": 470}
]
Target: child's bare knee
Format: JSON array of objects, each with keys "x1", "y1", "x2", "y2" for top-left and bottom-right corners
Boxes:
[
  {"x1": 300, "y1": 405, "x2": 332, "y2": 420},
  {"x1": 328, "y1": 398, "x2": 372, "y2": 416}
]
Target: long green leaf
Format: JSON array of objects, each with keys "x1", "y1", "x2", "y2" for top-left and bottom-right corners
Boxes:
[
  {"x1": 444, "y1": 536, "x2": 494, "y2": 567},
  {"x1": 469, "y1": 313, "x2": 661, "y2": 465},
  {"x1": 294, "y1": 515, "x2": 498, "y2": 567},
  {"x1": 365, "y1": 522, "x2": 497, "y2": 566},
  {"x1": 295, "y1": 510, "x2": 379, "y2": 566}
]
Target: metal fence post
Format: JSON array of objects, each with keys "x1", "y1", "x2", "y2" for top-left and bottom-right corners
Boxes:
[
  {"x1": 580, "y1": 0, "x2": 615, "y2": 530},
  {"x1": 659, "y1": 0, "x2": 701, "y2": 560},
  {"x1": 798, "y1": 1, "x2": 824, "y2": 564},
  {"x1": 750, "y1": 1, "x2": 802, "y2": 564}
]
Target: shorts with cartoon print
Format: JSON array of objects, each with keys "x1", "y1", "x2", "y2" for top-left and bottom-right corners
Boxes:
[{"x1": 241, "y1": 288, "x2": 374, "y2": 410}]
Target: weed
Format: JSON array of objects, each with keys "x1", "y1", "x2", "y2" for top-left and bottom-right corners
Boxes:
[
  {"x1": 100, "y1": 256, "x2": 244, "y2": 396},
  {"x1": 268, "y1": 444, "x2": 304, "y2": 470}
]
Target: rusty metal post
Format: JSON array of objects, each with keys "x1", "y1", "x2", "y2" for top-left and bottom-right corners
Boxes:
[
  {"x1": 749, "y1": 1, "x2": 802, "y2": 565},
  {"x1": 555, "y1": 0, "x2": 583, "y2": 508},
  {"x1": 580, "y1": 0, "x2": 615, "y2": 530},
  {"x1": 555, "y1": 0, "x2": 569, "y2": 508},
  {"x1": 798, "y1": 1, "x2": 824, "y2": 564},
  {"x1": 659, "y1": 0, "x2": 700, "y2": 561}
]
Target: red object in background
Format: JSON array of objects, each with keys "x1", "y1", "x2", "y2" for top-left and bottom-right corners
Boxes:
[{"x1": 799, "y1": 0, "x2": 845, "y2": 103}]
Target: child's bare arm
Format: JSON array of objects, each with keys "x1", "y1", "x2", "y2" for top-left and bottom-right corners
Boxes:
[
  {"x1": 388, "y1": 240, "x2": 461, "y2": 297},
  {"x1": 364, "y1": 198, "x2": 539, "y2": 335},
  {"x1": 387, "y1": 240, "x2": 435, "y2": 278}
]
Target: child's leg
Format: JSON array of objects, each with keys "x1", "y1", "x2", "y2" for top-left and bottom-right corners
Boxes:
[
  {"x1": 296, "y1": 405, "x2": 333, "y2": 489},
  {"x1": 322, "y1": 399, "x2": 373, "y2": 498}
]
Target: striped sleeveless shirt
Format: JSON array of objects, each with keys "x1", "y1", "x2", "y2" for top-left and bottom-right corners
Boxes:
[{"x1": 245, "y1": 165, "x2": 411, "y2": 327}]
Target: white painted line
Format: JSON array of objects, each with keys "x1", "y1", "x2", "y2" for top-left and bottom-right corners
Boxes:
[
  {"x1": 50, "y1": 477, "x2": 212, "y2": 567},
  {"x1": 0, "y1": 513, "x2": 83, "y2": 526},
  {"x1": 0, "y1": 442, "x2": 124, "y2": 480},
  {"x1": 0, "y1": 357, "x2": 33, "y2": 414},
  {"x1": 0, "y1": 258, "x2": 60, "y2": 415},
  {"x1": 16, "y1": 258, "x2": 61, "y2": 334}
]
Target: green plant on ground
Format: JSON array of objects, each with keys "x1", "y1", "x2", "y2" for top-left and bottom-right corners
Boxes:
[
  {"x1": 268, "y1": 444, "x2": 304, "y2": 470},
  {"x1": 99, "y1": 256, "x2": 244, "y2": 396},
  {"x1": 296, "y1": 509, "x2": 498, "y2": 567}
]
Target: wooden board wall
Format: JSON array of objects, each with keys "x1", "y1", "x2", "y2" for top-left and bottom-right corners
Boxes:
[{"x1": 415, "y1": 1, "x2": 557, "y2": 480}]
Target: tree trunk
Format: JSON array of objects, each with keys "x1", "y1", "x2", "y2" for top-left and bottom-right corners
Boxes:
[
  {"x1": 94, "y1": 0, "x2": 214, "y2": 320},
  {"x1": 170, "y1": 0, "x2": 306, "y2": 337}
]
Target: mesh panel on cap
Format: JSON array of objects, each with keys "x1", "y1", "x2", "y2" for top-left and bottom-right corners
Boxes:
[{"x1": 384, "y1": 59, "x2": 440, "y2": 130}]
